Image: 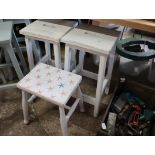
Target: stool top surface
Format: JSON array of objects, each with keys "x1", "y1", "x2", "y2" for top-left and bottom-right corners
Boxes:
[
  {"x1": 20, "y1": 20, "x2": 73, "y2": 43},
  {"x1": 39, "y1": 19, "x2": 78, "y2": 28},
  {"x1": 17, "y1": 63, "x2": 82, "y2": 106},
  {"x1": 61, "y1": 26, "x2": 119, "y2": 55},
  {"x1": 77, "y1": 24, "x2": 120, "y2": 37},
  {"x1": 0, "y1": 21, "x2": 12, "y2": 45}
]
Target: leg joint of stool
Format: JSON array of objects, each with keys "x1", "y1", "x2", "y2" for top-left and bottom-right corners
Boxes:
[{"x1": 66, "y1": 98, "x2": 80, "y2": 121}]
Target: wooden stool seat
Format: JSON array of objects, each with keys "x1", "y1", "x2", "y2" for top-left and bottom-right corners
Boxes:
[
  {"x1": 20, "y1": 20, "x2": 73, "y2": 43},
  {"x1": 61, "y1": 25, "x2": 119, "y2": 55},
  {"x1": 17, "y1": 63, "x2": 82, "y2": 106}
]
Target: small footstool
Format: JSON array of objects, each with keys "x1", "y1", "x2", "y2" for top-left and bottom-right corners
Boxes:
[{"x1": 17, "y1": 63, "x2": 84, "y2": 136}]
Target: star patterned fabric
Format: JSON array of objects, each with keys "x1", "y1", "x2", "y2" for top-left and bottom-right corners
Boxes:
[{"x1": 17, "y1": 63, "x2": 82, "y2": 106}]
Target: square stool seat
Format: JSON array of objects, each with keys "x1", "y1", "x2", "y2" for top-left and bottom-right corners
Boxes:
[
  {"x1": 17, "y1": 63, "x2": 82, "y2": 106},
  {"x1": 20, "y1": 20, "x2": 73, "y2": 43},
  {"x1": 61, "y1": 26, "x2": 118, "y2": 55},
  {"x1": 0, "y1": 21, "x2": 13, "y2": 44}
]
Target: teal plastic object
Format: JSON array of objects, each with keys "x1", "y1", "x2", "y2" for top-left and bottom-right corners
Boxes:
[
  {"x1": 116, "y1": 38, "x2": 155, "y2": 61},
  {"x1": 140, "y1": 109, "x2": 155, "y2": 121}
]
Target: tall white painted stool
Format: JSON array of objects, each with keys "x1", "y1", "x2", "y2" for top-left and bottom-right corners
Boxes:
[
  {"x1": 61, "y1": 24, "x2": 120, "y2": 117},
  {"x1": 19, "y1": 20, "x2": 77, "y2": 71},
  {"x1": 17, "y1": 63, "x2": 84, "y2": 136}
]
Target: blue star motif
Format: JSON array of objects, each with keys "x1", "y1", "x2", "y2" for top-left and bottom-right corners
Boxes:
[{"x1": 58, "y1": 83, "x2": 64, "y2": 88}]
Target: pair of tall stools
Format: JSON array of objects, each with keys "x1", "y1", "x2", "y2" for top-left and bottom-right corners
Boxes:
[{"x1": 17, "y1": 20, "x2": 119, "y2": 135}]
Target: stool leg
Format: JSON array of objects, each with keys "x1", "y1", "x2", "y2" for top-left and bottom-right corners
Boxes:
[
  {"x1": 3, "y1": 48, "x2": 13, "y2": 80},
  {"x1": 25, "y1": 38, "x2": 34, "y2": 70},
  {"x1": 72, "y1": 50, "x2": 85, "y2": 74},
  {"x1": 25, "y1": 19, "x2": 42, "y2": 62},
  {"x1": 12, "y1": 30, "x2": 28, "y2": 74},
  {"x1": 64, "y1": 45, "x2": 71, "y2": 71},
  {"x1": 0, "y1": 71, "x2": 7, "y2": 84},
  {"x1": 53, "y1": 43, "x2": 61, "y2": 69},
  {"x1": 22, "y1": 91, "x2": 29, "y2": 124},
  {"x1": 94, "y1": 56, "x2": 107, "y2": 117},
  {"x1": 5, "y1": 44, "x2": 24, "y2": 80},
  {"x1": 70, "y1": 48, "x2": 76, "y2": 71},
  {"x1": 45, "y1": 41, "x2": 52, "y2": 64},
  {"x1": 105, "y1": 53, "x2": 116, "y2": 95},
  {"x1": 77, "y1": 86, "x2": 84, "y2": 112},
  {"x1": 59, "y1": 107, "x2": 69, "y2": 136},
  {"x1": 78, "y1": 51, "x2": 85, "y2": 74}
]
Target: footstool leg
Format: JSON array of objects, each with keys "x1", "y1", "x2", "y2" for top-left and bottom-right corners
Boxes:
[
  {"x1": 54, "y1": 43, "x2": 61, "y2": 69},
  {"x1": 64, "y1": 45, "x2": 71, "y2": 71},
  {"x1": 59, "y1": 107, "x2": 69, "y2": 136},
  {"x1": 77, "y1": 86, "x2": 84, "y2": 112},
  {"x1": 25, "y1": 38, "x2": 34, "y2": 70},
  {"x1": 22, "y1": 91, "x2": 29, "y2": 124},
  {"x1": 94, "y1": 56, "x2": 107, "y2": 117}
]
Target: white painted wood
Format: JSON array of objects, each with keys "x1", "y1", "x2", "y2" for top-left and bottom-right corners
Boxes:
[
  {"x1": 78, "y1": 51, "x2": 85, "y2": 72},
  {"x1": 12, "y1": 30, "x2": 28, "y2": 74},
  {"x1": 66, "y1": 98, "x2": 80, "y2": 121},
  {"x1": 53, "y1": 44, "x2": 61, "y2": 69},
  {"x1": 94, "y1": 56, "x2": 107, "y2": 117},
  {"x1": 0, "y1": 83, "x2": 17, "y2": 89},
  {"x1": 22, "y1": 91, "x2": 29, "y2": 124},
  {"x1": 105, "y1": 53, "x2": 116, "y2": 94},
  {"x1": 70, "y1": 48, "x2": 76, "y2": 70},
  {"x1": 64, "y1": 45, "x2": 71, "y2": 71},
  {"x1": 61, "y1": 28, "x2": 118, "y2": 55},
  {"x1": 72, "y1": 51, "x2": 85, "y2": 74},
  {"x1": 59, "y1": 107, "x2": 69, "y2": 136},
  {"x1": 27, "y1": 94, "x2": 36, "y2": 103},
  {"x1": 0, "y1": 21, "x2": 12, "y2": 44},
  {"x1": 77, "y1": 86, "x2": 84, "y2": 112},
  {"x1": 62, "y1": 26, "x2": 118, "y2": 117},
  {"x1": 17, "y1": 63, "x2": 82, "y2": 106},
  {"x1": 45, "y1": 42, "x2": 51, "y2": 58},
  {"x1": 102, "y1": 79, "x2": 108, "y2": 95},
  {"x1": 82, "y1": 69, "x2": 98, "y2": 80},
  {"x1": 25, "y1": 38, "x2": 34, "y2": 70},
  {"x1": 83, "y1": 94, "x2": 96, "y2": 106},
  {"x1": 39, "y1": 54, "x2": 49, "y2": 64},
  {"x1": 20, "y1": 20, "x2": 72, "y2": 43}
]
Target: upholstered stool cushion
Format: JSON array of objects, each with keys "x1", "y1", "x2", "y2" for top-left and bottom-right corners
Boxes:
[{"x1": 17, "y1": 63, "x2": 82, "y2": 106}]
